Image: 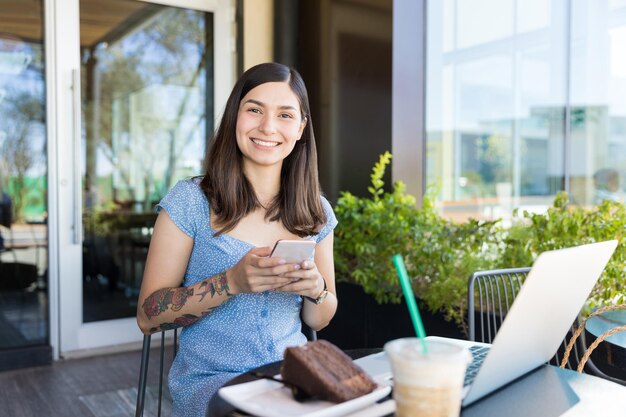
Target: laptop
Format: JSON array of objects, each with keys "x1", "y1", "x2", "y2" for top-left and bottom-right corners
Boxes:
[{"x1": 355, "y1": 240, "x2": 618, "y2": 406}]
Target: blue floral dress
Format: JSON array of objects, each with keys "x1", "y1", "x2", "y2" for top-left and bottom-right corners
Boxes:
[{"x1": 157, "y1": 178, "x2": 338, "y2": 417}]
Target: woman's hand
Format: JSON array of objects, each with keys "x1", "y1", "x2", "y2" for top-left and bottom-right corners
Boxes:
[
  {"x1": 227, "y1": 247, "x2": 300, "y2": 294},
  {"x1": 275, "y1": 260, "x2": 325, "y2": 300}
]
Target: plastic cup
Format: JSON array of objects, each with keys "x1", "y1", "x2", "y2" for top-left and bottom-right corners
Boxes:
[{"x1": 384, "y1": 338, "x2": 469, "y2": 417}]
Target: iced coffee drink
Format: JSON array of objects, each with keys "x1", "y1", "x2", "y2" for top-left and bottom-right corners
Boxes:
[{"x1": 384, "y1": 338, "x2": 469, "y2": 417}]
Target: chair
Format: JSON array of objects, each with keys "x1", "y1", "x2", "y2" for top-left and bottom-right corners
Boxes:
[
  {"x1": 135, "y1": 328, "x2": 178, "y2": 417},
  {"x1": 0, "y1": 225, "x2": 40, "y2": 327},
  {"x1": 302, "y1": 321, "x2": 317, "y2": 341},
  {"x1": 467, "y1": 267, "x2": 583, "y2": 370},
  {"x1": 135, "y1": 321, "x2": 317, "y2": 417},
  {"x1": 561, "y1": 304, "x2": 626, "y2": 386}
]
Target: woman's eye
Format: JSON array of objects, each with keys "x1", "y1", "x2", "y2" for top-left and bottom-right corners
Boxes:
[
  {"x1": 279, "y1": 113, "x2": 294, "y2": 119},
  {"x1": 248, "y1": 108, "x2": 261, "y2": 114}
]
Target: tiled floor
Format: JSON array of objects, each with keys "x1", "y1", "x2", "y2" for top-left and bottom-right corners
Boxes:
[{"x1": 0, "y1": 346, "x2": 172, "y2": 417}]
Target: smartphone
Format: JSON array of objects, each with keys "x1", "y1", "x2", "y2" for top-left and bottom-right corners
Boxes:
[{"x1": 270, "y1": 239, "x2": 316, "y2": 263}]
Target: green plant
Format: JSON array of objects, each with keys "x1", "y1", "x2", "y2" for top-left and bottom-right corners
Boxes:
[
  {"x1": 334, "y1": 152, "x2": 502, "y2": 327},
  {"x1": 504, "y1": 194, "x2": 626, "y2": 309},
  {"x1": 334, "y1": 151, "x2": 421, "y2": 304},
  {"x1": 418, "y1": 217, "x2": 502, "y2": 327},
  {"x1": 334, "y1": 152, "x2": 626, "y2": 332}
]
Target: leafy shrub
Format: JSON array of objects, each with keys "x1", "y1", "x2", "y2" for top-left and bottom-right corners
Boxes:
[
  {"x1": 334, "y1": 151, "x2": 423, "y2": 304},
  {"x1": 334, "y1": 152, "x2": 502, "y2": 327},
  {"x1": 334, "y1": 152, "x2": 626, "y2": 331},
  {"x1": 504, "y1": 193, "x2": 626, "y2": 310}
]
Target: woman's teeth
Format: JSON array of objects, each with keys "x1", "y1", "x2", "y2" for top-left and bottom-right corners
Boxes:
[{"x1": 252, "y1": 138, "x2": 279, "y2": 147}]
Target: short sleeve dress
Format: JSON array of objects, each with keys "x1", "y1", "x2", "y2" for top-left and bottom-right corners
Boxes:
[{"x1": 156, "y1": 178, "x2": 338, "y2": 417}]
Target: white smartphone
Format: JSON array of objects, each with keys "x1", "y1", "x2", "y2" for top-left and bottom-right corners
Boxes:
[{"x1": 270, "y1": 239, "x2": 316, "y2": 263}]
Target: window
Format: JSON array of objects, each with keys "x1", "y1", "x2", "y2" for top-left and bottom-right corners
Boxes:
[{"x1": 425, "y1": 0, "x2": 626, "y2": 221}]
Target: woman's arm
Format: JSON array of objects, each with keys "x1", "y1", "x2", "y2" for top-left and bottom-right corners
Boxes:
[
  {"x1": 136, "y1": 211, "x2": 232, "y2": 334},
  {"x1": 137, "y1": 210, "x2": 300, "y2": 334},
  {"x1": 279, "y1": 233, "x2": 338, "y2": 331}
]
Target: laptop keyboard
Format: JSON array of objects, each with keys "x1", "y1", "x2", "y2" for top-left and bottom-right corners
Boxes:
[{"x1": 464, "y1": 345, "x2": 491, "y2": 386}]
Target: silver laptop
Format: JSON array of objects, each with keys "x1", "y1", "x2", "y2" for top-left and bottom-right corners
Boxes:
[{"x1": 355, "y1": 240, "x2": 618, "y2": 406}]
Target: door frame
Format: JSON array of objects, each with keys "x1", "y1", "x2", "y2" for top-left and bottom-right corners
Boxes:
[{"x1": 46, "y1": 0, "x2": 235, "y2": 359}]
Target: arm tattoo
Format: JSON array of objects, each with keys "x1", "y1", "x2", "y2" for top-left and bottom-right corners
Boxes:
[
  {"x1": 148, "y1": 308, "x2": 215, "y2": 333},
  {"x1": 196, "y1": 271, "x2": 232, "y2": 301},
  {"x1": 142, "y1": 272, "x2": 230, "y2": 331},
  {"x1": 142, "y1": 287, "x2": 194, "y2": 319}
]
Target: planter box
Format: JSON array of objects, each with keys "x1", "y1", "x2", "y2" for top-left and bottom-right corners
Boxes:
[{"x1": 318, "y1": 282, "x2": 464, "y2": 349}]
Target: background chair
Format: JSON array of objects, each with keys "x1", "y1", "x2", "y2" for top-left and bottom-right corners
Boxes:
[
  {"x1": 467, "y1": 267, "x2": 583, "y2": 370},
  {"x1": 135, "y1": 322, "x2": 317, "y2": 417},
  {"x1": 561, "y1": 304, "x2": 626, "y2": 386},
  {"x1": 0, "y1": 224, "x2": 41, "y2": 336}
]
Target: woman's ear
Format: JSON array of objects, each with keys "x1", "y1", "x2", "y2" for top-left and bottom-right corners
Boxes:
[{"x1": 297, "y1": 117, "x2": 308, "y2": 140}]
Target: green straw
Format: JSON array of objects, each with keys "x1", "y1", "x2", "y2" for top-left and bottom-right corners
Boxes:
[{"x1": 392, "y1": 254, "x2": 428, "y2": 354}]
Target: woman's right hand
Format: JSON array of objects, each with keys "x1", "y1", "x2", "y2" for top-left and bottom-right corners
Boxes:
[{"x1": 227, "y1": 246, "x2": 300, "y2": 294}]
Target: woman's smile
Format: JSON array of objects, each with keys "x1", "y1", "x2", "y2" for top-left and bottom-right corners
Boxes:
[{"x1": 251, "y1": 137, "x2": 281, "y2": 148}]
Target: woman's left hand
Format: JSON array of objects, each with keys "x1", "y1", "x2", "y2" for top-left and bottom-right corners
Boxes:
[{"x1": 275, "y1": 260, "x2": 325, "y2": 299}]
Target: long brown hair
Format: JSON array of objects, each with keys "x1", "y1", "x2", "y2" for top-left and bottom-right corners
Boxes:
[{"x1": 200, "y1": 63, "x2": 326, "y2": 237}]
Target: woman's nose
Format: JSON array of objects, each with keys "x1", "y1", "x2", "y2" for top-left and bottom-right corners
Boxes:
[{"x1": 259, "y1": 115, "x2": 277, "y2": 135}]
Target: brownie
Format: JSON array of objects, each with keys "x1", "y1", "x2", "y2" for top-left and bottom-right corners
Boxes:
[{"x1": 280, "y1": 340, "x2": 378, "y2": 402}]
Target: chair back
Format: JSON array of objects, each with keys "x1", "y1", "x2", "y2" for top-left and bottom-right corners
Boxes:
[
  {"x1": 468, "y1": 267, "x2": 582, "y2": 370},
  {"x1": 468, "y1": 267, "x2": 529, "y2": 343},
  {"x1": 0, "y1": 191, "x2": 12, "y2": 229},
  {"x1": 135, "y1": 328, "x2": 178, "y2": 417}
]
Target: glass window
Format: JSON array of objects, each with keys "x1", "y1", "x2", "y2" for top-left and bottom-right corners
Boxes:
[
  {"x1": 426, "y1": 0, "x2": 569, "y2": 221},
  {"x1": 456, "y1": 0, "x2": 514, "y2": 49},
  {"x1": 0, "y1": 1, "x2": 48, "y2": 352},
  {"x1": 569, "y1": 0, "x2": 626, "y2": 206},
  {"x1": 80, "y1": 1, "x2": 213, "y2": 322},
  {"x1": 517, "y1": 0, "x2": 552, "y2": 33}
]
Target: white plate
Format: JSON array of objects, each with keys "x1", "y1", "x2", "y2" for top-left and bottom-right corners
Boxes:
[{"x1": 218, "y1": 376, "x2": 392, "y2": 417}]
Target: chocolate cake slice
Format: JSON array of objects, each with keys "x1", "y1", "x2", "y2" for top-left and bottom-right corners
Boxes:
[{"x1": 280, "y1": 340, "x2": 377, "y2": 403}]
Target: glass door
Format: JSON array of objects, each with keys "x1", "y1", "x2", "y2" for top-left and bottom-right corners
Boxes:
[
  {"x1": 0, "y1": 0, "x2": 50, "y2": 370},
  {"x1": 53, "y1": 0, "x2": 234, "y2": 355}
]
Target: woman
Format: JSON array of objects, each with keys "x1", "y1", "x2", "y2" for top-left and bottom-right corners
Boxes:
[{"x1": 136, "y1": 62, "x2": 338, "y2": 416}]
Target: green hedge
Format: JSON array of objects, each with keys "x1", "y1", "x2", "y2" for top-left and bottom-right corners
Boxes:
[{"x1": 334, "y1": 152, "x2": 626, "y2": 332}]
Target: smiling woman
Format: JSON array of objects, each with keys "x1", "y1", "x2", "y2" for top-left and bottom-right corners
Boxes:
[
  {"x1": 235, "y1": 82, "x2": 307, "y2": 171},
  {"x1": 136, "y1": 62, "x2": 338, "y2": 417}
]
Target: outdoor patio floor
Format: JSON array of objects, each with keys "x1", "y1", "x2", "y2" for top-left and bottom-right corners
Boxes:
[{"x1": 0, "y1": 345, "x2": 172, "y2": 417}]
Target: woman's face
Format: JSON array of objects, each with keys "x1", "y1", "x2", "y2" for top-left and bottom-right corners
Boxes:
[{"x1": 235, "y1": 81, "x2": 307, "y2": 171}]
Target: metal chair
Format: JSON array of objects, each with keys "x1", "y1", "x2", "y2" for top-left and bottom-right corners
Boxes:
[
  {"x1": 135, "y1": 328, "x2": 178, "y2": 417},
  {"x1": 467, "y1": 267, "x2": 583, "y2": 370},
  {"x1": 135, "y1": 321, "x2": 317, "y2": 417},
  {"x1": 561, "y1": 304, "x2": 626, "y2": 386},
  {"x1": 302, "y1": 321, "x2": 317, "y2": 341}
]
